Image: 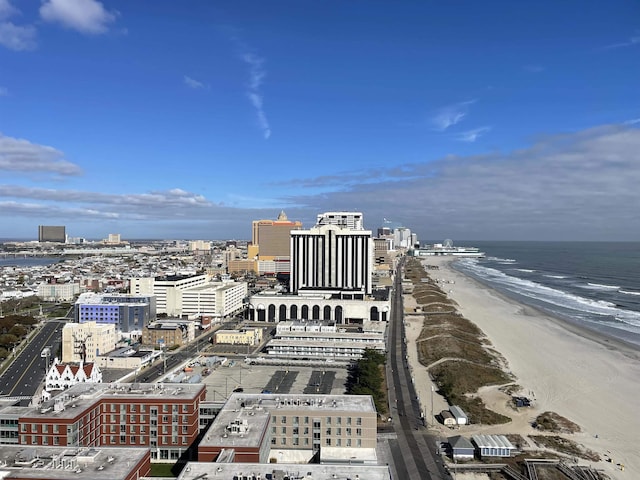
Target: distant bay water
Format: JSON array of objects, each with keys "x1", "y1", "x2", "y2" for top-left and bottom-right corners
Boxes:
[
  {"x1": 0, "y1": 257, "x2": 62, "y2": 268},
  {"x1": 450, "y1": 241, "x2": 640, "y2": 349}
]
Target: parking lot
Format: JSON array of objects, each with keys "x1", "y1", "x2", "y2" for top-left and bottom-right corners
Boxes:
[{"x1": 196, "y1": 360, "x2": 348, "y2": 401}]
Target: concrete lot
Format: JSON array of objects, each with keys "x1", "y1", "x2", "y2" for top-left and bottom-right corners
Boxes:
[{"x1": 193, "y1": 359, "x2": 349, "y2": 401}]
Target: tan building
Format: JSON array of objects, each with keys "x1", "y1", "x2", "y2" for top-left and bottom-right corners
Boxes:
[
  {"x1": 251, "y1": 211, "x2": 302, "y2": 274},
  {"x1": 199, "y1": 393, "x2": 378, "y2": 464},
  {"x1": 142, "y1": 319, "x2": 195, "y2": 348},
  {"x1": 62, "y1": 321, "x2": 117, "y2": 363},
  {"x1": 214, "y1": 328, "x2": 262, "y2": 346}
]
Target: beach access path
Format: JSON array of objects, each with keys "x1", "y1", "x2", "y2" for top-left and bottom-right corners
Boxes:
[{"x1": 404, "y1": 256, "x2": 640, "y2": 480}]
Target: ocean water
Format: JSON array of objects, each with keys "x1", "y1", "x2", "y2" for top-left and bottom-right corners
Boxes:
[{"x1": 449, "y1": 241, "x2": 640, "y2": 349}]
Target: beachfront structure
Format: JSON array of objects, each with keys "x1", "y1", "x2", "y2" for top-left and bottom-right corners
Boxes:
[
  {"x1": 38, "y1": 225, "x2": 66, "y2": 243},
  {"x1": 247, "y1": 291, "x2": 389, "y2": 323},
  {"x1": 440, "y1": 410, "x2": 457, "y2": 427},
  {"x1": 290, "y1": 213, "x2": 373, "y2": 296},
  {"x1": 471, "y1": 434, "x2": 516, "y2": 458},
  {"x1": 11, "y1": 382, "x2": 205, "y2": 462},
  {"x1": 214, "y1": 328, "x2": 263, "y2": 346},
  {"x1": 141, "y1": 319, "x2": 196, "y2": 348},
  {"x1": 448, "y1": 435, "x2": 475, "y2": 460},
  {"x1": 0, "y1": 445, "x2": 150, "y2": 480},
  {"x1": 44, "y1": 359, "x2": 102, "y2": 392},
  {"x1": 74, "y1": 293, "x2": 156, "y2": 333},
  {"x1": 62, "y1": 322, "x2": 117, "y2": 363},
  {"x1": 37, "y1": 280, "x2": 80, "y2": 302},
  {"x1": 265, "y1": 320, "x2": 385, "y2": 360},
  {"x1": 450, "y1": 405, "x2": 469, "y2": 425},
  {"x1": 251, "y1": 210, "x2": 302, "y2": 275},
  {"x1": 198, "y1": 393, "x2": 378, "y2": 465}
]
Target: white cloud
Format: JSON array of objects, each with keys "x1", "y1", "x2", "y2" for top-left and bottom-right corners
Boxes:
[
  {"x1": 183, "y1": 75, "x2": 205, "y2": 90},
  {"x1": 0, "y1": 21, "x2": 36, "y2": 50},
  {"x1": 40, "y1": 0, "x2": 117, "y2": 35},
  {"x1": 241, "y1": 52, "x2": 271, "y2": 139},
  {"x1": 456, "y1": 126, "x2": 492, "y2": 142},
  {"x1": 280, "y1": 123, "x2": 640, "y2": 240},
  {"x1": 0, "y1": 0, "x2": 18, "y2": 20},
  {"x1": 0, "y1": 133, "x2": 82, "y2": 175},
  {"x1": 431, "y1": 100, "x2": 476, "y2": 131}
]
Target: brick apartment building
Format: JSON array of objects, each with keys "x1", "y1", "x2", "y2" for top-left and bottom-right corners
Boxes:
[{"x1": 14, "y1": 382, "x2": 205, "y2": 462}]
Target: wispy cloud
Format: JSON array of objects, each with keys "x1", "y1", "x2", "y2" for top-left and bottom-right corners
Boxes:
[
  {"x1": 40, "y1": 0, "x2": 117, "y2": 35},
  {"x1": 597, "y1": 34, "x2": 640, "y2": 51},
  {"x1": 241, "y1": 52, "x2": 271, "y2": 139},
  {"x1": 0, "y1": 133, "x2": 83, "y2": 175},
  {"x1": 0, "y1": 21, "x2": 36, "y2": 51},
  {"x1": 184, "y1": 75, "x2": 205, "y2": 90},
  {"x1": 523, "y1": 64, "x2": 545, "y2": 73},
  {"x1": 431, "y1": 100, "x2": 476, "y2": 131},
  {"x1": 456, "y1": 126, "x2": 492, "y2": 142}
]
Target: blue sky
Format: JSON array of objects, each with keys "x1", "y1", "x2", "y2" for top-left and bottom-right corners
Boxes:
[{"x1": 1, "y1": 0, "x2": 639, "y2": 241}]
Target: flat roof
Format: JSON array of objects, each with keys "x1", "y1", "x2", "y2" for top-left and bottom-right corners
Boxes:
[
  {"x1": 225, "y1": 393, "x2": 376, "y2": 414},
  {"x1": 177, "y1": 461, "x2": 392, "y2": 480},
  {"x1": 199, "y1": 404, "x2": 270, "y2": 449},
  {"x1": 0, "y1": 446, "x2": 148, "y2": 480},
  {"x1": 471, "y1": 434, "x2": 516, "y2": 450},
  {"x1": 19, "y1": 383, "x2": 204, "y2": 420}
]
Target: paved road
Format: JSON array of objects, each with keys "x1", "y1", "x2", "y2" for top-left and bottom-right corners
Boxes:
[
  {"x1": 0, "y1": 319, "x2": 65, "y2": 398},
  {"x1": 386, "y1": 258, "x2": 450, "y2": 480}
]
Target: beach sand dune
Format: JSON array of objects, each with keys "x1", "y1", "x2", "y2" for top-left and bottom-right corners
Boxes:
[{"x1": 405, "y1": 257, "x2": 640, "y2": 480}]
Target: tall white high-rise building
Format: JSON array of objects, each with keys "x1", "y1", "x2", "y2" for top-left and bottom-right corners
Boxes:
[
  {"x1": 290, "y1": 212, "x2": 372, "y2": 296},
  {"x1": 316, "y1": 211, "x2": 364, "y2": 230}
]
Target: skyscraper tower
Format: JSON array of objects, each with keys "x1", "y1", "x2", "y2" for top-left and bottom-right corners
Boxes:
[{"x1": 290, "y1": 212, "x2": 373, "y2": 296}]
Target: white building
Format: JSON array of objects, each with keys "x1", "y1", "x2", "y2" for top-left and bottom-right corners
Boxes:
[
  {"x1": 44, "y1": 359, "x2": 102, "y2": 392},
  {"x1": 265, "y1": 319, "x2": 385, "y2": 360},
  {"x1": 37, "y1": 281, "x2": 80, "y2": 302},
  {"x1": 62, "y1": 321, "x2": 117, "y2": 363},
  {"x1": 290, "y1": 213, "x2": 373, "y2": 296},
  {"x1": 130, "y1": 274, "x2": 208, "y2": 315},
  {"x1": 316, "y1": 211, "x2": 364, "y2": 230}
]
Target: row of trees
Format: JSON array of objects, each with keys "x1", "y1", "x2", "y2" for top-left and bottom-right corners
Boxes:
[
  {"x1": 0, "y1": 314, "x2": 38, "y2": 359},
  {"x1": 346, "y1": 348, "x2": 387, "y2": 415}
]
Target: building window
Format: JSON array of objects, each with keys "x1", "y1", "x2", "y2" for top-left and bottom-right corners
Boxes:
[
  {"x1": 326, "y1": 417, "x2": 331, "y2": 425},
  {"x1": 347, "y1": 417, "x2": 352, "y2": 425},
  {"x1": 281, "y1": 427, "x2": 286, "y2": 434},
  {"x1": 325, "y1": 438, "x2": 331, "y2": 446},
  {"x1": 356, "y1": 428, "x2": 362, "y2": 436},
  {"x1": 356, "y1": 417, "x2": 362, "y2": 425},
  {"x1": 120, "y1": 435, "x2": 126, "y2": 443},
  {"x1": 271, "y1": 437, "x2": 276, "y2": 445},
  {"x1": 281, "y1": 416, "x2": 286, "y2": 424},
  {"x1": 281, "y1": 437, "x2": 286, "y2": 445}
]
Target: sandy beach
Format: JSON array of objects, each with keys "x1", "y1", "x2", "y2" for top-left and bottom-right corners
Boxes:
[{"x1": 405, "y1": 256, "x2": 640, "y2": 480}]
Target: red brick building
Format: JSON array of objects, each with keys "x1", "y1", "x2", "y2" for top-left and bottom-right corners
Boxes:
[{"x1": 17, "y1": 383, "x2": 205, "y2": 462}]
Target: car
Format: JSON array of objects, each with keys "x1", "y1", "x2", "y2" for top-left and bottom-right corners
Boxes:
[{"x1": 233, "y1": 387, "x2": 244, "y2": 393}]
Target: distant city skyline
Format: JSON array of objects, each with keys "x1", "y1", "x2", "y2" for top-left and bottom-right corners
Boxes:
[{"x1": 1, "y1": 1, "x2": 639, "y2": 241}]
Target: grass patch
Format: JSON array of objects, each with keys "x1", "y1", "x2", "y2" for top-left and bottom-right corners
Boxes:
[
  {"x1": 149, "y1": 463, "x2": 177, "y2": 477},
  {"x1": 418, "y1": 335, "x2": 494, "y2": 367},
  {"x1": 530, "y1": 435, "x2": 600, "y2": 462},
  {"x1": 534, "y1": 412, "x2": 581, "y2": 434}
]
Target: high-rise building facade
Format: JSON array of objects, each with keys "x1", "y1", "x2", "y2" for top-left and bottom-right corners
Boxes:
[
  {"x1": 38, "y1": 225, "x2": 66, "y2": 243},
  {"x1": 251, "y1": 211, "x2": 302, "y2": 275},
  {"x1": 290, "y1": 212, "x2": 372, "y2": 296}
]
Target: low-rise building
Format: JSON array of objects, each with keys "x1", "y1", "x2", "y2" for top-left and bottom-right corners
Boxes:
[
  {"x1": 199, "y1": 393, "x2": 378, "y2": 465},
  {"x1": 448, "y1": 435, "x2": 475, "y2": 460},
  {"x1": 450, "y1": 405, "x2": 468, "y2": 425},
  {"x1": 471, "y1": 434, "x2": 516, "y2": 458},
  {"x1": 95, "y1": 347, "x2": 159, "y2": 370},
  {"x1": 214, "y1": 328, "x2": 262, "y2": 346},
  {"x1": 0, "y1": 445, "x2": 150, "y2": 480},
  {"x1": 45, "y1": 359, "x2": 102, "y2": 392},
  {"x1": 37, "y1": 280, "x2": 80, "y2": 302},
  {"x1": 142, "y1": 319, "x2": 195, "y2": 348},
  {"x1": 75, "y1": 293, "x2": 156, "y2": 333}
]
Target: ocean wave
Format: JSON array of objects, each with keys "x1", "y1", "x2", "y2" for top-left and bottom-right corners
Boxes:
[
  {"x1": 487, "y1": 256, "x2": 516, "y2": 263},
  {"x1": 584, "y1": 282, "x2": 620, "y2": 290},
  {"x1": 515, "y1": 269, "x2": 535, "y2": 273},
  {"x1": 544, "y1": 275, "x2": 567, "y2": 279},
  {"x1": 456, "y1": 260, "x2": 640, "y2": 325},
  {"x1": 619, "y1": 289, "x2": 640, "y2": 296}
]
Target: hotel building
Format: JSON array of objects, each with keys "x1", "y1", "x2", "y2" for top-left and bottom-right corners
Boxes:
[
  {"x1": 251, "y1": 211, "x2": 302, "y2": 275},
  {"x1": 75, "y1": 293, "x2": 156, "y2": 333}
]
